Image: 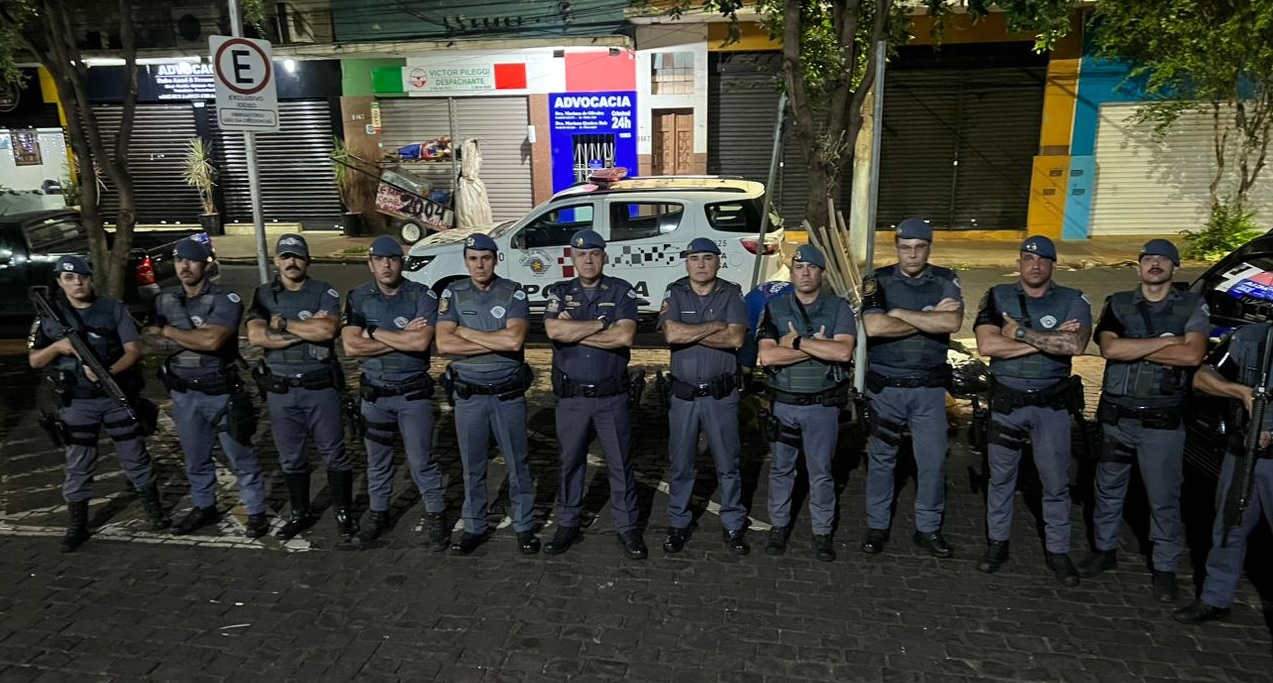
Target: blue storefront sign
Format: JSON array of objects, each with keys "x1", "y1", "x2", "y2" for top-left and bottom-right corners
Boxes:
[{"x1": 549, "y1": 91, "x2": 637, "y2": 193}]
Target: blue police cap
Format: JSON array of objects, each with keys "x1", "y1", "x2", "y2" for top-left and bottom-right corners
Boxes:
[
  {"x1": 793, "y1": 244, "x2": 826, "y2": 269},
  {"x1": 369, "y1": 235, "x2": 404, "y2": 258},
  {"x1": 1020, "y1": 235, "x2": 1057, "y2": 261},
  {"x1": 571, "y1": 229, "x2": 606, "y2": 251},
  {"x1": 896, "y1": 217, "x2": 933, "y2": 242},
  {"x1": 173, "y1": 238, "x2": 211, "y2": 262},
  {"x1": 463, "y1": 232, "x2": 498, "y2": 253},
  {"x1": 55, "y1": 255, "x2": 92, "y2": 275},
  {"x1": 685, "y1": 237, "x2": 720, "y2": 256},
  {"x1": 1139, "y1": 238, "x2": 1180, "y2": 266},
  {"x1": 275, "y1": 233, "x2": 310, "y2": 259}
]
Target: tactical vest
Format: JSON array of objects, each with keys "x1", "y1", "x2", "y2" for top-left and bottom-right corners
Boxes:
[
  {"x1": 157, "y1": 284, "x2": 238, "y2": 371},
  {"x1": 449, "y1": 278, "x2": 523, "y2": 376},
  {"x1": 49, "y1": 298, "x2": 128, "y2": 390},
  {"x1": 1101, "y1": 290, "x2": 1199, "y2": 400},
  {"x1": 867, "y1": 265, "x2": 952, "y2": 371},
  {"x1": 259, "y1": 280, "x2": 334, "y2": 369},
  {"x1": 357, "y1": 281, "x2": 432, "y2": 382},
  {"x1": 764, "y1": 293, "x2": 849, "y2": 393},
  {"x1": 1233, "y1": 324, "x2": 1273, "y2": 436},
  {"x1": 988, "y1": 284, "x2": 1080, "y2": 380}
]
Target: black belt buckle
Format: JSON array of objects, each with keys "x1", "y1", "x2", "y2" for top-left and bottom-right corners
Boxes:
[
  {"x1": 580, "y1": 384, "x2": 599, "y2": 398},
  {"x1": 693, "y1": 383, "x2": 711, "y2": 398}
]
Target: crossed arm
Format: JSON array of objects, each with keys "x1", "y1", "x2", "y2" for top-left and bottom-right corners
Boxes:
[
  {"x1": 975, "y1": 316, "x2": 1091, "y2": 359},
  {"x1": 758, "y1": 322, "x2": 856, "y2": 367},
  {"x1": 436, "y1": 319, "x2": 529, "y2": 356},
  {"x1": 1099, "y1": 331, "x2": 1207, "y2": 367},
  {"x1": 544, "y1": 317, "x2": 637, "y2": 349},
  {"x1": 142, "y1": 324, "x2": 235, "y2": 355},
  {"x1": 342, "y1": 318, "x2": 435, "y2": 357},
  {"x1": 661, "y1": 320, "x2": 746, "y2": 350},
  {"x1": 247, "y1": 312, "x2": 338, "y2": 350},
  {"x1": 864, "y1": 297, "x2": 963, "y2": 338}
]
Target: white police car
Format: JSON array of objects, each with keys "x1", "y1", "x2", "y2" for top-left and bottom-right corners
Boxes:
[{"x1": 402, "y1": 171, "x2": 789, "y2": 316}]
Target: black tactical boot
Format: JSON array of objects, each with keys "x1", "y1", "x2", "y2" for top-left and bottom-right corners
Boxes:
[
  {"x1": 136, "y1": 484, "x2": 171, "y2": 531},
  {"x1": 171, "y1": 505, "x2": 219, "y2": 535},
  {"x1": 977, "y1": 540, "x2": 1010, "y2": 574},
  {"x1": 353, "y1": 510, "x2": 392, "y2": 549},
  {"x1": 327, "y1": 469, "x2": 359, "y2": 542},
  {"x1": 424, "y1": 511, "x2": 450, "y2": 552},
  {"x1": 61, "y1": 500, "x2": 91, "y2": 553},
  {"x1": 616, "y1": 530, "x2": 649, "y2": 560},
  {"x1": 1077, "y1": 549, "x2": 1117, "y2": 578},
  {"x1": 244, "y1": 513, "x2": 270, "y2": 539},
  {"x1": 516, "y1": 531, "x2": 541, "y2": 555},
  {"x1": 1152, "y1": 570, "x2": 1179, "y2": 603},
  {"x1": 1046, "y1": 552, "x2": 1081, "y2": 587},
  {"x1": 723, "y1": 528, "x2": 750, "y2": 555},
  {"x1": 544, "y1": 525, "x2": 581, "y2": 555},
  {"x1": 663, "y1": 526, "x2": 690, "y2": 554},
  {"x1": 812, "y1": 534, "x2": 836, "y2": 562},
  {"x1": 765, "y1": 525, "x2": 792, "y2": 556},
  {"x1": 276, "y1": 472, "x2": 315, "y2": 540}
]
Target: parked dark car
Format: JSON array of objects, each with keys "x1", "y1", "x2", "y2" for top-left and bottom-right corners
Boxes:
[
  {"x1": 0, "y1": 208, "x2": 217, "y2": 335},
  {"x1": 1185, "y1": 232, "x2": 1273, "y2": 478}
]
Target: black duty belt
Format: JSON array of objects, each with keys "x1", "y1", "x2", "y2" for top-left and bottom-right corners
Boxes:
[
  {"x1": 1096, "y1": 397, "x2": 1183, "y2": 430},
  {"x1": 160, "y1": 368, "x2": 237, "y2": 396},
  {"x1": 865, "y1": 366, "x2": 950, "y2": 393},
  {"x1": 553, "y1": 368, "x2": 626, "y2": 399},
  {"x1": 360, "y1": 373, "x2": 435, "y2": 402},
  {"x1": 989, "y1": 376, "x2": 1083, "y2": 415},
  {"x1": 254, "y1": 364, "x2": 340, "y2": 394},
  {"x1": 670, "y1": 373, "x2": 737, "y2": 400},
  {"x1": 449, "y1": 363, "x2": 534, "y2": 400},
  {"x1": 769, "y1": 383, "x2": 850, "y2": 407}
]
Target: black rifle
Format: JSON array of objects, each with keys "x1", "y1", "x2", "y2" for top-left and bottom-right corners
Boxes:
[
  {"x1": 1224, "y1": 324, "x2": 1273, "y2": 547},
  {"x1": 29, "y1": 287, "x2": 140, "y2": 425}
]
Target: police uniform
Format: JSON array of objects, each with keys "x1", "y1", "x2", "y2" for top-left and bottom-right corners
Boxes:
[
  {"x1": 1084, "y1": 240, "x2": 1207, "y2": 596},
  {"x1": 342, "y1": 236, "x2": 446, "y2": 548},
  {"x1": 862, "y1": 218, "x2": 963, "y2": 556},
  {"x1": 658, "y1": 239, "x2": 750, "y2": 552},
  {"x1": 974, "y1": 236, "x2": 1090, "y2": 580},
  {"x1": 153, "y1": 245, "x2": 268, "y2": 537},
  {"x1": 1174, "y1": 323, "x2": 1273, "y2": 624},
  {"x1": 247, "y1": 234, "x2": 351, "y2": 539},
  {"x1": 543, "y1": 229, "x2": 645, "y2": 559},
  {"x1": 757, "y1": 245, "x2": 856, "y2": 559},
  {"x1": 439, "y1": 235, "x2": 537, "y2": 553},
  {"x1": 30, "y1": 256, "x2": 168, "y2": 551}
]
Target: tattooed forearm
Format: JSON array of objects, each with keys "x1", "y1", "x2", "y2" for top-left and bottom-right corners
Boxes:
[
  {"x1": 1021, "y1": 329, "x2": 1083, "y2": 356},
  {"x1": 266, "y1": 331, "x2": 302, "y2": 344}
]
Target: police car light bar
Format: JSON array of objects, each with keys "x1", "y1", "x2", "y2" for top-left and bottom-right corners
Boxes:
[{"x1": 588, "y1": 167, "x2": 628, "y2": 186}]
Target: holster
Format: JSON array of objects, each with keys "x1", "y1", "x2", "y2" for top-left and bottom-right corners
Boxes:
[
  {"x1": 989, "y1": 376, "x2": 1083, "y2": 415},
  {"x1": 133, "y1": 396, "x2": 160, "y2": 436},
  {"x1": 359, "y1": 373, "x2": 435, "y2": 402},
  {"x1": 219, "y1": 390, "x2": 258, "y2": 445},
  {"x1": 770, "y1": 382, "x2": 850, "y2": 408},
  {"x1": 627, "y1": 369, "x2": 647, "y2": 409},
  {"x1": 38, "y1": 410, "x2": 67, "y2": 449},
  {"x1": 452, "y1": 363, "x2": 534, "y2": 401},
  {"x1": 343, "y1": 395, "x2": 366, "y2": 440},
  {"x1": 254, "y1": 363, "x2": 342, "y2": 395},
  {"x1": 552, "y1": 368, "x2": 627, "y2": 399}
]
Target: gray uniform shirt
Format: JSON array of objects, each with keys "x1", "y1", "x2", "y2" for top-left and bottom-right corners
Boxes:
[{"x1": 658, "y1": 276, "x2": 748, "y2": 383}]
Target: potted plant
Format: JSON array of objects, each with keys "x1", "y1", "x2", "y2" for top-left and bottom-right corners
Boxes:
[
  {"x1": 182, "y1": 137, "x2": 222, "y2": 235},
  {"x1": 331, "y1": 135, "x2": 363, "y2": 236}
]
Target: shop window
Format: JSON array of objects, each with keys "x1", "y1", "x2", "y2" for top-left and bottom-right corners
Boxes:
[
  {"x1": 572, "y1": 134, "x2": 616, "y2": 184},
  {"x1": 609, "y1": 202, "x2": 683, "y2": 242},
  {"x1": 10, "y1": 130, "x2": 42, "y2": 166},
  {"x1": 514, "y1": 204, "x2": 595, "y2": 249},
  {"x1": 652, "y1": 52, "x2": 695, "y2": 96}
]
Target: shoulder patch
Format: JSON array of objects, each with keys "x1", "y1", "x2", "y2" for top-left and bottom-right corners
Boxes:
[
  {"x1": 426, "y1": 288, "x2": 438, "y2": 299},
  {"x1": 626, "y1": 289, "x2": 637, "y2": 299},
  {"x1": 513, "y1": 289, "x2": 527, "y2": 301},
  {"x1": 227, "y1": 292, "x2": 241, "y2": 303},
  {"x1": 439, "y1": 295, "x2": 451, "y2": 314},
  {"x1": 327, "y1": 288, "x2": 339, "y2": 298},
  {"x1": 862, "y1": 278, "x2": 877, "y2": 296}
]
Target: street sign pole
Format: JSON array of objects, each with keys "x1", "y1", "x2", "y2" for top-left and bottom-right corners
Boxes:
[{"x1": 227, "y1": 0, "x2": 270, "y2": 284}]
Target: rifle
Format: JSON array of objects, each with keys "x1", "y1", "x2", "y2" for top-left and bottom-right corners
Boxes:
[
  {"x1": 29, "y1": 286, "x2": 140, "y2": 425},
  {"x1": 1223, "y1": 324, "x2": 1273, "y2": 547}
]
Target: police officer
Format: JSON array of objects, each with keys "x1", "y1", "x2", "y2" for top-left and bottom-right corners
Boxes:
[
  {"x1": 860, "y1": 218, "x2": 963, "y2": 558},
  {"x1": 435, "y1": 233, "x2": 539, "y2": 556},
  {"x1": 658, "y1": 237, "x2": 750, "y2": 555},
  {"x1": 542, "y1": 229, "x2": 646, "y2": 560},
  {"x1": 1079, "y1": 239, "x2": 1207, "y2": 602},
  {"x1": 29, "y1": 256, "x2": 169, "y2": 552},
  {"x1": 341, "y1": 236, "x2": 448, "y2": 549},
  {"x1": 245, "y1": 234, "x2": 354, "y2": 541},
  {"x1": 757, "y1": 245, "x2": 856, "y2": 562},
  {"x1": 1174, "y1": 323, "x2": 1273, "y2": 624},
  {"x1": 141, "y1": 240, "x2": 268, "y2": 538},
  {"x1": 973, "y1": 236, "x2": 1091, "y2": 585}
]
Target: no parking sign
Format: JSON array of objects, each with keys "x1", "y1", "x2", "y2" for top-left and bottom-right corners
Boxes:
[{"x1": 210, "y1": 35, "x2": 279, "y2": 133}]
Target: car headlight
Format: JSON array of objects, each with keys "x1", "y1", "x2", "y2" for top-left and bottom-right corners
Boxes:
[{"x1": 405, "y1": 254, "x2": 436, "y2": 272}]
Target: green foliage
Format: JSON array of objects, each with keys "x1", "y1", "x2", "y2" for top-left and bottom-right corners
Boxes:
[
  {"x1": 1181, "y1": 199, "x2": 1265, "y2": 261},
  {"x1": 330, "y1": 135, "x2": 356, "y2": 209},
  {"x1": 181, "y1": 138, "x2": 218, "y2": 215}
]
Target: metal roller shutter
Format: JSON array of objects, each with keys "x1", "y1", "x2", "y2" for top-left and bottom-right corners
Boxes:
[
  {"x1": 212, "y1": 100, "x2": 343, "y2": 230},
  {"x1": 378, "y1": 97, "x2": 533, "y2": 222},
  {"x1": 875, "y1": 66, "x2": 1044, "y2": 231},
  {"x1": 91, "y1": 103, "x2": 202, "y2": 224},
  {"x1": 708, "y1": 52, "x2": 811, "y2": 227},
  {"x1": 1090, "y1": 102, "x2": 1273, "y2": 235}
]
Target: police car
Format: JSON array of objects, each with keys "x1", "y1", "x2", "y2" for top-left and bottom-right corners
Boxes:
[{"x1": 401, "y1": 171, "x2": 788, "y2": 317}]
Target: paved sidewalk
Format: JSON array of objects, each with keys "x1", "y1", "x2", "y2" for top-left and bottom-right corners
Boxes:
[{"x1": 0, "y1": 350, "x2": 1269, "y2": 681}]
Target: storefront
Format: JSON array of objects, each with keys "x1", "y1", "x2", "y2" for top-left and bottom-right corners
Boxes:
[
  {"x1": 0, "y1": 68, "x2": 68, "y2": 203},
  {"x1": 86, "y1": 59, "x2": 344, "y2": 228}
]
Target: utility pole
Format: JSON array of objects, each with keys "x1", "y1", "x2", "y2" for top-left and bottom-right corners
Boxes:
[{"x1": 227, "y1": 0, "x2": 271, "y2": 284}]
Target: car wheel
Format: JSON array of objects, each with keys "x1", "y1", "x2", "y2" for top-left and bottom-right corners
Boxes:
[{"x1": 400, "y1": 220, "x2": 426, "y2": 244}]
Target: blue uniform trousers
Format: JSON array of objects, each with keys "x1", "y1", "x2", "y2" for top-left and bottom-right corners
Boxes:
[
  {"x1": 1200, "y1": 454, "x2": 1273, "y2": 609},
  {"x1": 361, "y1": 394, "x2": 444, "y2": 514},
  {"x1": 666, "y1": 392, "x2": 747, "y2": 531},
  {"x1": 59, "y1": 397, "x2": 155, "y2": 502},
  {"x1": 768, "y1": 402, "x2": 840, "y2": 535},
  {"x1": 987, "y1": 405, "x2": 1072, "y2": 553},
  {"x1": 865, "y1": 385, "x2": 948, "y2": 533},
  {"x1": 170, "y1": 390, "x2": 267, "y2": 514},
  {"x1": 265, "y1": 387, "x2": 350, "y2": 474},
  {"x1": 555, "y1": 394, "x2": 639, "y2": 533},
  {"x1": 1092, "y1": 418, "x2": 1185, "y2": 571},
  {"x1": 454, "y1": 393, "x2": 536, "y2": 534}
]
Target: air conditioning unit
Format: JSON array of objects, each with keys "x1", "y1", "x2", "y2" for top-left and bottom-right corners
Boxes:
[{"x1": 170, "y1": 1, "x2": 226, "y2": 49}]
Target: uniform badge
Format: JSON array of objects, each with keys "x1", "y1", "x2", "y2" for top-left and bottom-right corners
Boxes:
[
  {"x1": 394, "y1": 316, "x2": 409, "y2": 328},
  {"x1": 566, "y1": 300, "x2": 582, "y2": 309},
  {"x1": 514, "y1": 289, "x2": 527, "y2": 300},
  {"x1": 439, "y1": 296, "x2": 451, "y2": 314},
  {"x1": 626, "y1": 290, "x2": 636, "y2": 299},
  {"x1": 298, "y1": 310, "x2": 313, "y2": 320},
  {"x1": 1040, "y1": 315, "x2": 1058, "y2": 329},
  {"x1": 327, "y1": 288, "x2": 339, "y2": 298},
  {"x1": 191, "y1": 316, "x2": 205, "y2": 327},
  {"x1": 227, "y1": 292, "x2": 241, "y2": 303},
  {"x1": 862, "y1": 279, "x2": 877, "y2": 296},
  {"x1": 491, "y1": 305, "x2": 507, "y2": 319}
]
